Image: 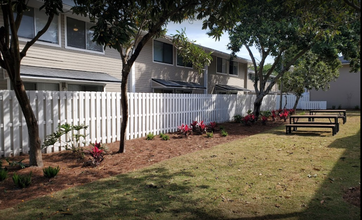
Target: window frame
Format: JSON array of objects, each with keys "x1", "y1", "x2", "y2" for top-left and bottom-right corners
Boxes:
[
  {"x1": 65, "y1": 16, "x2": 104, "y2": 54},
  {"x1": 176, "y1": 50, "x2": 193, "y2": 68},
  {"x1": 17, "y1": 7, "x2": 61, "y2": 47},
  {"x1": 216, "y1": 57, "x2": 239, "y2": 76},
  {"x1": 153, "y1": 40, "x2": 174, "y2": 66}
]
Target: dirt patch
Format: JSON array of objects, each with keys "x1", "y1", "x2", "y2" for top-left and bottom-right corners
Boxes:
[{"x1": 343, "y1": 186, "x2": 360, "y2": 207}]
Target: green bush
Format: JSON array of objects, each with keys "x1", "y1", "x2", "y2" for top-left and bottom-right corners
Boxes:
[
  {"x1": 12, "y1": 172, "x2": 32, "y2": 188},
  {"x1": 146, "y1": 133, "x2": 156, "y2": 140},
  {"x1": 43, "y1": 166, "x2": 60, "y2": 178},
  {"x1": 5, "y1": 158, "x2": 26, "y2": 169},
  {"x1": 161, "y1": 134, "x2": 170, "y2": 140},
  {"x1": 233, "y1": 115, "x2": 242, "y2": 123},
  {"x1": 206, "y1": 132, "x2": 213, "y2": 138},
  {"x1": 221, "y1": 129, "x2": 228, "y2": 137},
  {"x1": 43, "y1": 123, "x2": 88, "y2": 159},
  {"x1": 0, "y1": 169, "x2": 8, "y2": 181}
]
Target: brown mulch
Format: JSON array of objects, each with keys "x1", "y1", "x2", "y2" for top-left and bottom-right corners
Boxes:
[{"x1": 0, "y1": 120, "x2": 359, "y2": 210}]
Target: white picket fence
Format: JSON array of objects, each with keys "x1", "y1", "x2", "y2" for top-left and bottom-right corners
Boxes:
[
  {"x1": 0, "y1": 91, "x2": 277, "y2": 157},
  {"x1": 275, "y1": 93, "x2": 310, "y2": 109},
  {"x1": 300, "y1": 101, "x2": 327, "y2": 110}
]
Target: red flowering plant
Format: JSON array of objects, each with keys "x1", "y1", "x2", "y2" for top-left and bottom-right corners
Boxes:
[
  {"x1": 260, "y1": 110, "x2": 271, "y2": 125},
  {"x1": 242, "y1": 115, "x2": 252, "y2": 126},
  {"x1": 208, "y1": 121, "x2": 217, "y2": 132},
  {"x1": 178, "y1": 124, "x2": 192, "y2": 136},
  {"x1": 271, "y1": 110, "x2": 277, "y2": 121},
  {"x1": 198, "y1": 121, "x2": 207, "y2": 133},
  {"x1": 279, "y1": 110, "x2": 289, "y2": 122},
  {"x1": 190, "y1": 120, "x2": 198, "y2": 132},
  {"x1": 288, "y1": 108, "x2": 295, "y2": 115},
  {"x1": 88, "y1": 142, "x2": 104, "y2": 166}
]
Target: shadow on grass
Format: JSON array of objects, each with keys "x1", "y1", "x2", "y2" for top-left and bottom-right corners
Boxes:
[{"x1": 16, "y1": 167, "x2": 224, "y2": 220}]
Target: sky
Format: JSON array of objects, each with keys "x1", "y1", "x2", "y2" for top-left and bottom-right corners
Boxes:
[{"x1": 166, "y1": 20, "x2": 274, "y2": 64}]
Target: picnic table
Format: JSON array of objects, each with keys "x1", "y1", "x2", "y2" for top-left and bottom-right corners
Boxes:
[
  {"x1": 286, "y1": 115, "x2": 340, "y2": 136},
  {"x1": 309, "y1": 109, "x2": 346, "y2": 124}
]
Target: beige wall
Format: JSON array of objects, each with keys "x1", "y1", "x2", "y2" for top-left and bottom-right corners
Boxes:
[
  {"x1": 0, "y1": 10, "x2": 123, "y2": 92},
  {"x1": 132, "y1": 38, "x2": 202, "y2": 93},
  {"x1": 310, "y1": 65, "x2": 360, "y2": 109},
  {"x1": 207, "y1": 53, "x2": 248, "y2": 94}
]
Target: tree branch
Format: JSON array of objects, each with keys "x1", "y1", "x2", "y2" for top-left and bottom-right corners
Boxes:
[{"x1": 20, "y1": 13, "x2": 54, "y2": 59}]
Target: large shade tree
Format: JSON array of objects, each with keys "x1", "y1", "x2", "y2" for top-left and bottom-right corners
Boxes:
[
  {"x1": 72, "y1": 0, "x2": 235, "y2": 153},
  {"x1": 0, "y1": 0, "x2": 63, "y2": 166},
  {"x1": 205, "y1": 0, "x2": 360, "y2": 118}
]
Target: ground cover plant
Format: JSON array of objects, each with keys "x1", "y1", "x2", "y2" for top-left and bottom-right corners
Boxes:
[{"x1": 0, "y1": 111, "x2": 359, "y2": 219}]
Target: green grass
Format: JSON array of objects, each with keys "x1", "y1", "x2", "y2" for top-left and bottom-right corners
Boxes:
[{"x1": 0, "y1": 112, "x2": 360, "y2": 220}]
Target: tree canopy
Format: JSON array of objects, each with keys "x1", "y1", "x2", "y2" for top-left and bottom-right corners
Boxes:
[{"x1": 204, "y1": 0, "x2": 360, "y2": 117}]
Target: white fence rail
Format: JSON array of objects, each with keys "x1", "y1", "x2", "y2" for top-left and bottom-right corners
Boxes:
[
  {"x1": 300, "y1": 101, "x2": 327, "y2": 110},
  {"x1": 0, "y1": 91, "x2": 277, "y2": 157}
]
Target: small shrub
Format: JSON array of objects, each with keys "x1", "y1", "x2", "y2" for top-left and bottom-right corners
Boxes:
[
  {"x1": 89, "y1": 146, "x2": 104, "y2": 166},
  {"x1": 12, "y1": 172, "x2": 32, "y2": 188},
  {"x1": 5, "y1": 158, "x2": 26, "y2": 169},
  {"x1": 219, "y1": 125, "x2": 225, "y2": 130},
  {"x1": 146, "y1": 133, "x2": 156, "y2": 140},
  {"x1": 43, "y1": 123, "x2": 88, "y2": 158},
  {"x1": 221, "y1": 129, "x2": 228, "y2": 137},
  {"x1": 178, "y1": 124, "x2": 192, "y2": 136},
  {"x1": 0, "y1": 169, "x2": 8, "y2": 181},
  {"x1": 233, "y1": 115, "x2": 242, "y2": 123},
  {"x1": 43, "y1": 166, "x2": 60, "y2": 178},
  {"x1": 208, "y1": 122, "x2": 217, "y2": 132},
  {"x1": 91, "y1": 142, "x2": 108, "y2": 154},
  {"x1": 161, "y1": 134, "x2": 170, "y2": 140},
  {"x1": 206, "y1": 132, "x2": 213, "y2": 138}
]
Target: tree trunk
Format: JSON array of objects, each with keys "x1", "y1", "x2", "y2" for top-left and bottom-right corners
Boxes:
[
  {"x1": 253, "y1": 93, "x2": 264, "y2": 120},
  {"x1": 13, "y1": 79, "x2": 43, "y2": 167},
  {"x1": 118, "y1": 70, "x2": 129, "y2": 153},
  {"x1": 293, "y1": 95, "x2": 301, "y2": 112}
]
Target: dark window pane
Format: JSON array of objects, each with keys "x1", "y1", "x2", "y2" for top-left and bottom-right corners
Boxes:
[
  {"x1": 154, "y1": 40, "x2": 173, "y2": 64},
  {"x1": 18, "y1": 8, "x2": 35, "y2": 39},
  {"x1": 67, "y1": 17, "x2": 86, "y2": 49},
  {"x1": 163, "y1": 43, "x2": 173, "y2": 64}
]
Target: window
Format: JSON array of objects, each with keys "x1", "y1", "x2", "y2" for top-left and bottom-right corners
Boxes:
[
  {"x1": 22, "y1": 82, "x2": 59, "y2": 91},
  {"x1": 229, "y1": 61, "x2": 238, "y2": 75},
  {"x1": 217, "y1": 57, "x2": 238, "y2": 75},
  {"x1": 217, "y1": 57, "x2": 227, "y2": 73},
  {"x1": 66, "y1": 17, "x2": 102, "y2": 52},
  {"x1": 154, "y1": 40, "x2": 173, "y2": 64},
  {"x1": 68, "y1": 84, "x2": 103, "y2": 91},
  {"x1": 177, "y1": 53, "x2": 192, "y2": 68},
  {"x1": 17, "y1": 7, "x2": 59, "y2": 44}
]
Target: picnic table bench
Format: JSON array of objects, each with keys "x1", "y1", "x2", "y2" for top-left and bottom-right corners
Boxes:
[
  {"x1": 286, "y1": 115, "x2": 339, "y2": 136},
  {"x1": 309, "y1": 109, "x2": 346, "y2": 124}
]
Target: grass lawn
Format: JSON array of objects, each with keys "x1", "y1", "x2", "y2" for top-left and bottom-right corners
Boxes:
[{"x1": 0, "y1": 111, "x2": 360, "y2": 220}]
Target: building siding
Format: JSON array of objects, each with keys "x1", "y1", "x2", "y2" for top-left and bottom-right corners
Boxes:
[{"x1": 310, "y1": 65, "x2": 360, "y2": 109}]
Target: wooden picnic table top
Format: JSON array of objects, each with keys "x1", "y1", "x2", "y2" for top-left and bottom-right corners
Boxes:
[
  {"x1": 289, "y1": 115, "x2": 339, "y2": 124},
  {"x1": 290, "y1": 114, "x2": 339, "y2": 118},
  {"x1": 308, "y1": 110, "x2": 347, "y2": 123}
]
